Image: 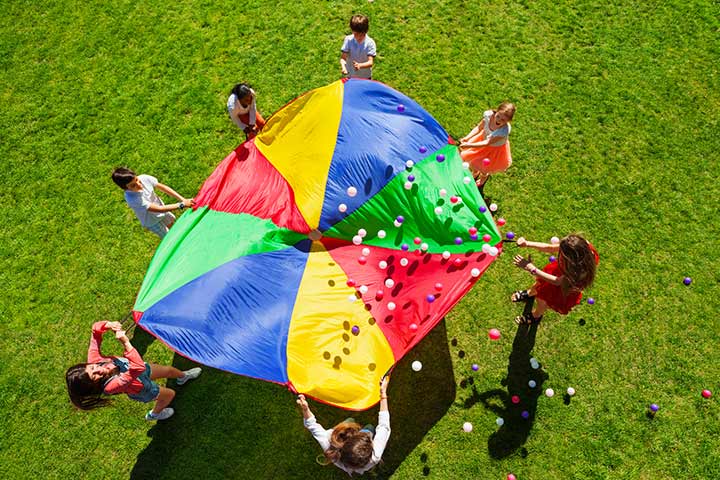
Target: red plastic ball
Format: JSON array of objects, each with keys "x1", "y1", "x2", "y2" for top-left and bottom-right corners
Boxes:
[
  {"x1": 450, "y1": 196, "x2": 459, "y2": 204},
  {"x1": 482, "y1": 158, "x2": 491, "y2": 166},
  {"x1": 413, "y1": 237, "x2": 422, "y2": 245},
  {"x1": 358, "y1": 256, "x2": 367, "y2": 265},
  {"x1": 482, "y1": 234, "x2": 491, "y2": 242},
  {"x1": 434, "y1": 283, "x2": 443, "y2": 291},
  {"x1": 375, "y1": 290, "x2": 384, "y2": 300},
  {"x1": 346, "y1": 280, "x2": 355, "y2": 287},
  {"x1": 468, "y1": 227, "x2": 478, "y2": 235},
  {"x1": 409, "y1": 323, "x2": 418, "y2": 331},
  {"x1": 488, "y1": 328, "x2": 501, "y2": 340},
  {"x1": 497, "y1": 218, "x2": 506, "y2": 226},
  {"x1": 511, "y1": 395, "x2": 520, "y2": 404},
  {"x1": 702, "y1": 389, "x2": 712, "y2": 399}
]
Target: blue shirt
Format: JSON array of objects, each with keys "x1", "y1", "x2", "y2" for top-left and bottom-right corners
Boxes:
[{"x1": 341, "y1": 34, "x2": 377, "y2": 79}]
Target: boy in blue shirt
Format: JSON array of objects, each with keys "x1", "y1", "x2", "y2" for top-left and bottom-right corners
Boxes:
[{"x1": 340, "y1": 15, "x2": 376, "y2": 79}]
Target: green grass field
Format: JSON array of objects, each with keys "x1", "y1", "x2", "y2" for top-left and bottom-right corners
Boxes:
[{"x1": 1, "y1": 1, "x2": 719, "y2": 478}]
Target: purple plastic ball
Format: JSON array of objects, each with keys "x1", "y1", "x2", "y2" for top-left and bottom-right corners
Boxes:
[
  {"x1": 454, "y1": 237, "x2": 463, "y2": 245},
  {"x1": 351, "y1": 325, "x2": 360, "y2": 335},
  {"x1": 419, "y1": 146, "x2": 427, "y2": 154},
  {"x1": 549, "y1": 255, "x2": 557, "y2": 262},
  {"x1": 521, "y1": 411, "x2": 530, "y2": 419},
  {"x1": 397, "y1": 104, "x2": 405, "y2": 113},
  {"x1": 683, "y1": 277, "x2": 692, "y2": 286},
  {"x1": 470, "y1": 234, "x2": 479, "y2": 241},
  {"x1": 436, "y1": 154, "x2": 445, "y2": 162},
  {"x1": 506, "y1": 232, "x2": 516, "y2": 240},
  {"x1": 649, "y1": 403, "x2": 659, "y2": 412},
  {"x1": 587, "y1": 298, "x2": 595, "y2": 305},
  {"x1": 426, "y1": 294, "x2": 436, "y2": 303},
  {"x1": 479, "y1": 206, "x2": 487, "y2": 213},
  {"x1": 408, "y1": 175, "x2": 415, "y2": 182},
  {"x1": 396, "y1": 215, "x2": 405, "y2": 224},
  {"x1": 471, "y1": 364, "x2": 479, "y2": 371},
  {"x1": 401, "y1": 243, "x2": 409, "y2": 251}
]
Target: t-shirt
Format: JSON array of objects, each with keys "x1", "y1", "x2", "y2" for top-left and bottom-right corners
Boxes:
[
  {"x1": 341, "y1": 35, "x2": 377, "y2": 79},
  {"x1": 227, "y1": 90, "x2": 257, "y2": 130},
  {"x1": 483, "y1": 110, "x2": 511, "y2": 144},
  {"x1": 124, "y1": 174, "x2": 165, "y2": 227}
]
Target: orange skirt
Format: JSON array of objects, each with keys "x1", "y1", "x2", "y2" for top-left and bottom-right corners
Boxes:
[{"x1": 459, "y1": 129, "x2": 512, "y2": 175}]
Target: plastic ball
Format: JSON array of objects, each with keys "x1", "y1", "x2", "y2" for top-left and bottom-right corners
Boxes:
[
  {"x1": 419, "y1": 146, "x2": 427, "y2": 154},
  {"x1": 702, "y1": 389, "x2": 712, "y2": 399},
  {"x1": 649, "y1": 403, "x2": 659, "y2": 412},
  {"x1": 351, "y1": 325, "x2": 360, "y2": 335},
  {"x1": 439, "y1": 188, "x2": 447, "y2": 197},
  {"x1": 472, "y1": 363, "x2": 479, "y2": 371},
  {"x1": 404, "y1": 181, "x2": 413, "y2": 190},
  {"x1": 453, "y1": 258, "x2": 464, "y2": 267},
  {"x1": 549, "y1": 255, "x2": 557, "y2": 262},
  {"x1": 489, "y1": 203, "x2": 498, "y2": 212},
  {"x1": 348, "y1": 294, "x2": 357, "y2": 302},
  {"x1": 426, "y1": 294, "x2": 436, "y2": 303},
  {"x1": 347, "y1": 186, "x2": 357, "y2": 197},
  {"x1": 421, "y1": 243, "x2": 429, "y2": 251},
  {"x1": 463, "y1": 176, "x2": 472, "y2": 184},
  {"x1": 377, "y1": 230, "x2": 386, "y2": 239},
  {"x1": 352, "y1": 235, "x2": 363, "y2": 245},
  {"x1": 358, "y1": 229, "x2": 367, "y2": 238},
  {"x1": 482, "y1": 158, "x2": 491, "y2": 166},
  {"x1": 482, "y1": 234, "x2": 491, "y2": 242},
  {"x1": 361, "y1": 247, "x2": 370, "y2": 256},
  {"x1": 453, "y1": 237, "x2": 463, "y2": 245},
  {"x1": 346, "y1": 279, "x2": 355, "y2": 287},
  {"x1": 434, "y1": 207, "x2": 443, "y2": 215},
  {"x1": 481, "y1": 244, "x2": 491, "y2": 254},
  {"x1": 358, "y1": 256, "x2": 367, "y2": 265},
  {"x1": 405, "y1": 160, "x2": 414, "y2": 168},
  {"x1": 511, "y1": 395, "x2": 520, "y2": 404},
  {"x1": 507, "y1": 474, "x2": 517, "y2": 480},
  {"x1": 587, "y1": 298, "x2": 595, "y2": 305},
  {"x1": 462, "y1": 161, "x2": 470, "y2": 169},
  {"x1": 411, "y1": 360, "x2": 422, "y2": 371},
  {"x1": 393, "y1": 220, "x2": 402, "y2": 228},
  {"x1": 468, "y1": 227, "x2": 478, "y2": 235},
  {"x1": 397, "y1": 104, "x2": 405, "y2": 113},
  {"x1": 407, "y1": 174, "x2": 415, "y2": 182},
  {"x1": 497, "y1": 218, "x2": 506, "y2": 227},
  {"x1": 375, "y1": 290, "x2": 384, "y2": 300},
  {"x1": 462, "y1": 422, "x2": 473, "y2": 433},
  {"x1": 683, "y1": 277, "x2": 692, "y2": 286},
  {"x1": 567, "y1": 387, "x2": 576, "y2": 396},
  {"x1": 442, "y1": 251, "x2": 451, "y2": 259},
  {"x1": 378, "y1": 261, "x2": 388, "y2": 269},
  {"x1": 471, "y1": 268, "x2": 480, "y2": 277},
  {"x1": 385, "y1": 278, "x2": 395, "y2": 288},
  {"x1": 359, "y1": 285, "x2": 368, "y2": 294},
  {"x1": 434, "y1": 283, "x2": 443, "y2": 291},
  {"x1": 521, "y1": 410, "x2": 529, "y2": 419},
  {"x1": 387, "y1": 302, "x2": 396, "y2": 311},
  {"x1": 488, "y1": 328, "x2": 501, "y2": 340},
  {"x1": 396, "y1": 215, "x2": 405, "y2": 224},
  {"x1": 479, "y1": 206, "x2": 487, "y2": 213},
  {"x1": 450, "y1": 196, "x2": 459, "y2": 204},
  {"x1": 409, "y1": 323, "x2": 418, "y2": 332},
  {"x1": 545, "y1": 388, "x2": 555, "y2": 398},
  {"x1": 401, "y1": 243, "x2": 409, "y2": 251},
  {"x1": 551, "y1": 236, "x2": 560, "y2": 245},
  {"x1": 436, "y1": 154, "x2": 445, "y2": 162},
  {"x1": 530, "y1": 360, "x2": 540, "y2": 370},
  {"x1": 470, "y1": 233, "x2": 479, "y2": 241},
  {"x1": 528, "y1": 380, "x2": 537, "y2": 388},
  {"x1": 338, "y1": 203, "x2": 348, "y2": 213},
  {"x1": 488, "y1": 247, "x2": 499, "y2": 257},
  {"x1": 506, "y1": 232, "x2": 515, "y2": 240},
  {"x1": 496, "y1": 417, "x2": 504, "y2": 426},
  {"x1": 399, "y1": 258, "x2": 409, "y2": 267}
]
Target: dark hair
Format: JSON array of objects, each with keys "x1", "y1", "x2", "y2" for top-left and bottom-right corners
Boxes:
[
  {"x1": 340, "y1": 432, "x2": 374, "y2": 469},
  {"x1": 325, "y1": 422, "x2": 362, "y2": 463},
  {"x1": 65, "y1": 363, "x2": 110, "y2": 410},
  {"x1": 111, "y1": 167, "x2": 136, "y2": 190},
  {"x1": 558, "y1": 234, "x2": 597, "y2": 291},
  {"x1": 350, "y1": 14, "x2": 369, "y2": 34},
  {"x1": 231, "y1": 83, "x2": 253, "y2": 100},
  {"x1": 496, "y1": 102, "x2": 516, "y2": 120}
]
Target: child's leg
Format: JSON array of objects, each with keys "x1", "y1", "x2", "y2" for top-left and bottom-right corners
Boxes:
[
  {"x1": 255, "y1": 112, "x2": 266, "y2": 129},
  {"x1": 532, "y1": 299, "x2": 549, "y2": 319},
  {"x1": 149, "y1": 363, "x2": 184, "y2": 380},
  {"x1": 151, "y1": 386, "x2": 176, "y2": 415}
]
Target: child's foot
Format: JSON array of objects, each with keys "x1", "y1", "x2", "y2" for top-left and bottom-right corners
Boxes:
[
  {"x1": 145, "y1": 408, "x2": 174, "y2": 421},
  {"x1": 176, "y1": 367, "x2": 202, "y2": 386},
  {"x1": 514, "y1": 313, "x2": 542, "y2": 325},
  {"x1": 510, "y1": 290, "x2": 533, "y2": 303}
]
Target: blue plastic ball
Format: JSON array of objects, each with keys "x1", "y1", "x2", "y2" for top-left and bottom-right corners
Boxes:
[
  {"x1": 479, "y1": 206, "x2": 487, "y2": 213},
  {"x1": 397, "y1": 104, "x2": 405, "y2": 113},
  {"x1": 683, "y1": 277, "x2": 692, "y2": 286},
  {"x1": 506, "y1": 232, "x2": 515, "y2": 240}
]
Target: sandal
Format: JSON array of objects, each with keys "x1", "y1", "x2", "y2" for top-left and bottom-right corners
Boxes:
[
  {"x1": 514, "y1": 313, "x2": 542, "y2": 325},
  {"x1": 511, "y1": 290, "x2": 532, "y2": 303}
]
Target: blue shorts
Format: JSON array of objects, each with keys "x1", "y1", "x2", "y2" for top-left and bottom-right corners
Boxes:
[{"x1": 127, "y1": 363, "x2": 160, "y2": 403}]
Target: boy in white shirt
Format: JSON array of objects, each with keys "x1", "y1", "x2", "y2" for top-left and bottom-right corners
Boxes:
[
  {"x1": 340, "y1": 15, "x2": 377, "y2": 79},
  {"x1": 111, "y1": 167, "x2": 195, "y2": 239}
]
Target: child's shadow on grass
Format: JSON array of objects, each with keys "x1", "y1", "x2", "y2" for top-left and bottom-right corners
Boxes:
[
  {"x1": 477, "y1": 310, "x2": 548, "y2": 459},
  {"x1": 129, "y1": 320, "x2": 455, "y2": 480}
]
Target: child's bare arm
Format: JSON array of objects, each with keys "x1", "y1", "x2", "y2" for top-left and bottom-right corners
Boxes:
[
  {"x1": 340, "y1": 52, "x2": 349, "y2": 75},
  {"x1": 156, "y1": 182, "x2": 189, "y2": 202},
  {"x1": 513, "y1": 255, "x2": 563, "y2": 286},
  {"x1": 353, "y1": 56, "x2": 374, "y2": 71},
  {"x1": 297, "y1": 394, "x2": 313, "y2": 420},
  {"x1": 516, "y1": 237, "x2": 559, "y2": 253}
]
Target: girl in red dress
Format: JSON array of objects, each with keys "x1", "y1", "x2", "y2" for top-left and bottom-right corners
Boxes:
[{"x1": 510, "y1": 234, "x2": 598, "y2": 324}]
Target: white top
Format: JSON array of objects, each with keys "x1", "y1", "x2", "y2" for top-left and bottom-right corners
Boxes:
[
  {"x1": 482, "y1": 110, "x2": 511, "y2": 144},
  {"x1": 124, "y1": 174, "x2": 165, "y2": 227},
  {"x1": 341, "y1": 34, "x2": 377, "y2": 79},
  {"x1": 227, "y1": 89, "x2": 257, "y2": 130},
  {"x1": 304, "y1": 410, "x2": 390, "y2": 476}
]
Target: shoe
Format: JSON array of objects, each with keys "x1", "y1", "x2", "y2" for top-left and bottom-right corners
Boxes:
[
  {"x1": 145, "y1": 408, "x2": 174, "y2": 421},
  {"x1": 176, "y1": 367, "x2": 202, "y2": 386}
]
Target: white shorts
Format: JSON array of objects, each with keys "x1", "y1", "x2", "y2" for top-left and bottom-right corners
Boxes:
[{"x1": 145, "y1": 213, "x2": 176, "y2": 239}]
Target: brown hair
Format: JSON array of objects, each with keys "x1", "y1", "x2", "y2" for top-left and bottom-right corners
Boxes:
[
  {"x1": 65, "y1": 363, "x2": 111, "y2": 410},
  {"x1": 111, "y1": 167, "x2": 136, "y2": 190},
  {"x1": 340, "y1": 432, "x2": 374, "y2": 469},
  {"x1": 324, "y1": 422, "x2": 362, "y2": 463},
  {"x1": 558, "y1": 234, "x2": 597, "y2": 292},
  {"x1": 350, "y1": 14, "x2": 369, "y2": 33},
  {"x1": 496, "y1": 102, "x2": 516, "y2": 120}
]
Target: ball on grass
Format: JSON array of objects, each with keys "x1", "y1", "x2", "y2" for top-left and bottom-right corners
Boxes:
[
  {"x1": 462, "y1": 422, "x2": 473, "y2": 433},
  {"x1": 545, "y1": 388, "x2": 555, "y2": 398},
  {"x1": 472, "y1": 363, "x2": 479, "y2": 371},
  {"x1": 496, "y1": 417, "x2": 504, "y2": 426},
  {"x1": 683, "y1": 277, "x2": 692, "y2": 286},
  {"x1": 649, "y1": 403, "x2": 659, "y2": 412},
  {"x1": 488, "y1": 328, "x2": 501, "y2": 340},
  {"x1": 587, "y1": 298, "x2": 595, "y2": 305},
  {"x1": 528, "y1": 380, "x2": 537, "y2": 388},
  {"x1": 702, "y1": 389, "x2": 712, "y2": 399},
  {"x1": 567, "y1": 387, "x2": 576, "y2": 396},
  {"x1": 511, "y1": 395, "x2": 520, "y2": 404},
  {"x1": 411, "y1": 360, "x2": 422, "y2": 371}
]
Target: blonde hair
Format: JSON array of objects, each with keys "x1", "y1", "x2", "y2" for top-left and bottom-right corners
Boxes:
[
  {"x1": 324, "y1": 422, "x2": 362, "y2": 463},
  {"x1": 496, "y1": 102, "x2": 516, "y2": 120}
]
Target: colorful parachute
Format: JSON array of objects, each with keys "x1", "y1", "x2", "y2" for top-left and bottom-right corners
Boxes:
[{"x1": 132, "y1": 79, "x2": 502, "y2": 410}]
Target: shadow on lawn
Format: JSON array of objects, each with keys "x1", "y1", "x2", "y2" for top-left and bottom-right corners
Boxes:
[
  {"x1": 129, "y1": 320, "x2": 455, "y2": 480},
  {"x1": 476, "y1": 301, "x2": 549, "y2": 460}
]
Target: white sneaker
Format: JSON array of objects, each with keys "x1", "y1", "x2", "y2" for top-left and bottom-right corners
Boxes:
[
  {"x1": 145, "y1": 408, "x2": 174, "y2": 421},
  {"x1": 176, "y1": 367, "x2": 202, "y2": 386}
]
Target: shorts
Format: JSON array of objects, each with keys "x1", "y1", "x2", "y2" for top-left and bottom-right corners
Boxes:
[
  {"x1": 145, "y1": 213, "x2": 176, "y2": 239},
  {"x1": 127, "y1": 363, "x2": 161, "y2": 403}
]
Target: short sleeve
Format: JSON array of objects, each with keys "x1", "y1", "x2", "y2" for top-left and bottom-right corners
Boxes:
[
  {"x1": 366, "y1": 38, "x2": 377, "y2": 57},
  {"x1": 140, "y1": 174, "x2": 158, "y2": 188},
  {"x1": 227, "y1": 94, "x2": 237, "y2": 115},
  {"x1": 341, "y1": 35, "x2": 351, "y2": 53},
  {"x1": 124, "y1": 191, "x2": 145, "y2": 210}
]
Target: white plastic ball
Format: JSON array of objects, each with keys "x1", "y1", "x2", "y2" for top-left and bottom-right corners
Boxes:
[
  {"x1": 359, "y1": 285, "x2": 368, "y2": 294},
  {"x1": 358, "y1": 228, "x2": 367, "y2": 238},
  {"x1": 489, "y1": 203, "x2": 498, "y2": 212},
  {"x1": 384, "y1": 278, "x2": 395, "y2": 288},
  {"x1": 455, "y1": 196, "x2": 462, "y2": 203},
  {"x1": 462, "y1": 422, "x2": 473, "y2": 433},
  {"x1": 496, "y1": 417, "x2": 504, "y2": 426},
  {"x1": 471, "y1": 268, "x2": 480, "y2": 277},
  {"x1": 347, "y1": 186, "x2": 357, "y2": 197},
  {"x1": 488, "y1": 246, "x2": 499, "y2": 257},
  {"x1": 551, "y1": 236, "x2": 560, "y2": 245},
  {"x1": 434, "y1": 207, "x2": 443, "y2": 215},
  {"x1": 352, "y1": 235, "x2": 362, "y2": 245},
  {"x1": 567, "y1": 387, "x2": 576, "y2": 396},
  {"x1": 393, "y1": 220, "x2": 402, "y2": 228},
  {"x1": 348, "y1": 294, "x2": 357, "y2": 302},
  {"x1": 339, "y1": 203, "x2": 348, "y2": 213},
  {"x1": 463, "y1": 176, "x2": 472, "y2": 185},
  {"x1": 411, "y1": 360, "x2": 422, "y2": 372},
  {"x1": 462, "y1": 162, "x2": 470, "y2": 169},
  {"x1": 377, "y1": 230, "x2": 386, "y2": 239},
  {"x1": 405, "y1": 160, "x2": 414, "y2": 168},
  {"x1": 387, "y1": 302, "x2": 396, "y2": 311},
  {"x1": 400, "y1": 258, "x2": 409, "y2": 267},
  {"x1": 421, "y1": 243, "x2": 429, "y2": 251},
  {"x1": 545, "y1": 388, "x2": 555, "y2": 398},
  {"x1": 481, "y1": 243, "x2": 491, "y2": 254},
  {"x1": 361, "y1": 247, "x2": 370, "y2": 256},
  {"x1": 378, "y1": 261, "x2": 388, "y2": 269},
  {"x1": 439, "y1": 188, "x2": 447, "y2": 197},
  {"x1": 528, "y1": 380, "x2": 537, "y2": 388},
  {"x1": 442, "y1": 251, "x2": 451, "y2": 259},
  {"x1": 404, "y1": 181, "x2": 413, "y2": 190}
]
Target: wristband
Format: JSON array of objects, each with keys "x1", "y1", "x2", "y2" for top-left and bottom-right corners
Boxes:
[
  {"x1": 178, "y1": 202, "x2": 185, "y2": 210},
  {"x1": 530, "y1": 268, "x2": 537, "y2": 275}
]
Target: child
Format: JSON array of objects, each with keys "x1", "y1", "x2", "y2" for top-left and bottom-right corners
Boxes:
[
  {"x1": 511, "y1": 234, "x2": 598, "y2": 324},
  {"x1": 111, "y1": 167, "x2": 195, "y2": 239},
  {"x1": 340, "y1": 14, "x2": 377, "y2": 79},
  {"x1": 65, "y1": 321, "x2": 202, "y2": 421},
  {"x1": 459, "y1": 102, "x2": 516, "y2": 190},
  {"x1": 227, "y1": 83, "x2": 266, "y2": 139},
  {"x1": 297, "y1": 376, "x2": 390, "y2": 475}
]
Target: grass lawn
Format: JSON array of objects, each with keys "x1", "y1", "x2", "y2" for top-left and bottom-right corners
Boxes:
[{"x1": 1, "y1": 0, "x2": 719, "y2": 479}]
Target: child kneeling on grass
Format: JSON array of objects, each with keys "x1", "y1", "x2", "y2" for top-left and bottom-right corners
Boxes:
[
  {"x1": 297, "y1": 376, "x2": 390, "y2": 475},
  {"x1": 65, "y1": 321, "x2": 201, "y2": 421}
]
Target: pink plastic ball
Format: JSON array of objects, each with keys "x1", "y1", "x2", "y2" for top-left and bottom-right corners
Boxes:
[
  {"x1": 453, "y1": 258, "x2": 464, "y2": 267},
  {"x1": 409, "y1": 323, "x2": 418, "y2": 332},
  {"x1": 497, "y1": 218, "x2": 506, "y2": 227},
  {"x1": 358, "y1": 256, "x2": 367, "y2": 265},
  {"x1": 488, "y1": 328, "x2": 501, "y2": 340},
  {"x1": 375, "y1": 290, "x2": 384, "y2": 300},
  {"x1": 450, "y1": 196, "x2": 459, "y2": 204},
  {"x1": 413, "y1": 237, "x2": 422, "y2": 245},
  {"x1": 346, "y1": 279, "x2": 355, "y2": 287},
  {"x1": 482, "y1": 234, "x2": 491, "y2": 242},
  {"x1": 482, "y1": 158, "x2": 491, "y2": 166},
  {"x1": 434, "y1": 283, "x2": 443, "y2": 291},
  {"x1": 511, "y1": 395, "x2": 520, "y2": 404},
  {"x1": 468, "y1": 227, "x2": 478, "y2": 235},
  {"x1": 507, "y1": 474, "x2": 517, "y2": 480},
  {"x1": 702, "y1": 389, "x2": 712, "y2": 399}
]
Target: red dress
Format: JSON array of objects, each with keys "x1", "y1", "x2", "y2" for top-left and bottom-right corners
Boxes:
[{"x1": 535, "y1": 247, "x2": 599, "y2": 315}]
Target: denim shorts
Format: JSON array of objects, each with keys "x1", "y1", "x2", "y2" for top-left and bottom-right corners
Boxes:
[{"x1": 127, "y1": 363, "x2": 161, "y2": 403}]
